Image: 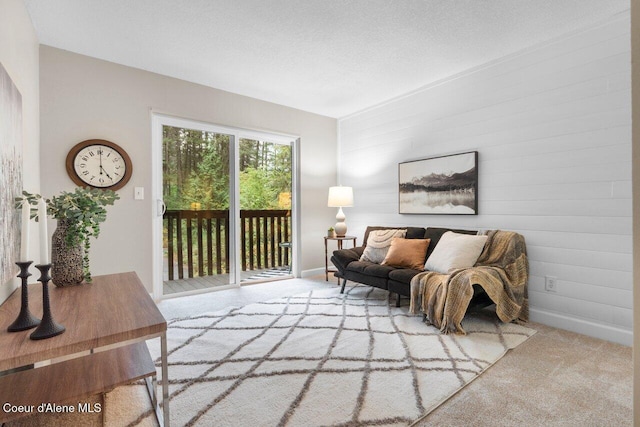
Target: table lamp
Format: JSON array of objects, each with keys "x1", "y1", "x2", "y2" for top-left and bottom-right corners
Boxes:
[{"x1": 328, "y1": 186, "x2": 353, "y2": 237}]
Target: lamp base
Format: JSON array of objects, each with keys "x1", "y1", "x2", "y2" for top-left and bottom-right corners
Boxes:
[{"x1": 335, "y1": 207, "x2": 347, "y2": 237}]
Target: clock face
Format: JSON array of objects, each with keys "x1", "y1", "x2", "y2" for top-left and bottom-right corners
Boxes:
[
  {"x1": 74, "y1": 145, "x2": 126, "y2": 188},
  {"x1": 66, "y1": 139, "x2": 132, "y2": 191}
]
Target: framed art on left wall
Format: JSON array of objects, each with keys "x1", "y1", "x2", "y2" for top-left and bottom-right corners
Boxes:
[
  {"x1": 399, "y1": 151, "x2": 478, "y2": 215},
  {"x1": 0, "y1": 62, "x2": 23, "y2": 284}
]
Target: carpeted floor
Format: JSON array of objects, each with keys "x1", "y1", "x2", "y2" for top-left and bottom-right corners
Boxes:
[
  {"x1": 418, "y1": 320, "x2": 633, "y2": 427},
  {"x1": 6, "y1": 276, "x2": 633, "y2": 426}
]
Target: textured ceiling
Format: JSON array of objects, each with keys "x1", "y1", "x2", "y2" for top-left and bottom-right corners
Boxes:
[{"x1": 24, "y1": 0, "x2": 629, "y2": 118}]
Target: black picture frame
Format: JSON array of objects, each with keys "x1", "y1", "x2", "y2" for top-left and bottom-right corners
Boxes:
[{"x1": 398, "y1": 151, "x2": 478, "y2": 215}]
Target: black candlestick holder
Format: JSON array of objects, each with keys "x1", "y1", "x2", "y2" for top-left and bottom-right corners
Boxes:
[
  {"x1": 7, "y1": 261, "x2": 41, "y2": 332},
  {"x1": 30, "y1": 263, "x2": 65, "y2": 340}
]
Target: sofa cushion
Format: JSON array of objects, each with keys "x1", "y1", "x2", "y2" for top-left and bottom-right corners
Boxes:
[
  {"x1": 346, "y1": 261, "x2": 395, "y2": 278},
  {"x1": 388, "y1": 268, "x2": 422, "y2": 284},
  {"x1": 343, "y1": 270, "x2": 389, "y2": 290},
  {"x1": 424, "y1": 227, "x2": 478, "y2": 260},
  {"x1": 360, "y1": 229, "x2": 407, "y2": 264},
  {"x1": 425, "y1": 231, "x2": 488, "y2": 274},
  {"x1": 381, "y1": 238, "x2": 431, "y2": 270},
  {"x1": 363, "y1": 226, "x2": 426, "y2": 247}
]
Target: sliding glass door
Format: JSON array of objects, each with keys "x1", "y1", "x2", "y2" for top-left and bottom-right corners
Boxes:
[
  {"x1": 161, "y1": 125, "x2": 233, "y2": 295},
  {"x1": 238, "y1": 138, "x2": 293, "y2": 284},
  {"x1": 152, "y1": 114, "x2": 297, "y2": 299}
]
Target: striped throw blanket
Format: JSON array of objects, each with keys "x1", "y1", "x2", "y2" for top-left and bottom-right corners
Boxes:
[{"x1": 409, "y1": 230, "x2": 529, "y2": 334}]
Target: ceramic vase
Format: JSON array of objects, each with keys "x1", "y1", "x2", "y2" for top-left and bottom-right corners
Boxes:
[{"x1": 51, "y1": 219, "x2": 84, "y2": 286}]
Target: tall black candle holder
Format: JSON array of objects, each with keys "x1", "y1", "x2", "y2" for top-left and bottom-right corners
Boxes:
[
  {"x1": 30, "y1": 263, "x2": 65, "y2": 340},
  {"x1": 7, "y1": 261, "x2": 41, "y2": 332}
]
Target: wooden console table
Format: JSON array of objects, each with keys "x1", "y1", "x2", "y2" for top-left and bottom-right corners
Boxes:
[{"x1": 0, "y1": 272, "x2": 169, "y2": 426}]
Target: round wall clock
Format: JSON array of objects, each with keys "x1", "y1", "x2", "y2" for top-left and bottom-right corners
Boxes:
[{"x1": 65, "y1": 139, "x2": 133, "y2": 191}]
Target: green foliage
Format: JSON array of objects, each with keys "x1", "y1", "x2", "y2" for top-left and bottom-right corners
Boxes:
[
  {"x1": 162, "y1": 126, "x2": 292, "y2": 211},
  {"x1": 239, "y1": 168, "x2": 279, "y2": 209},
  {"x1": 16, "y1": 188, "x2": 119, "y2": 282}
]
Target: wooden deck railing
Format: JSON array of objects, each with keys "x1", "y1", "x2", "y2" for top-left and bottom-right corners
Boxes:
[{"x1": 164, "y1": 209, "x2": 291, "y2": 280}]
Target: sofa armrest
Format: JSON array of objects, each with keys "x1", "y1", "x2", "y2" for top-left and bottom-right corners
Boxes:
[
  {"x1": 352, "y1": 246, "x2": 364, "y2": 257},
  {"x1": 331, "y1": 246, "x2": 364, "y2": 273}
]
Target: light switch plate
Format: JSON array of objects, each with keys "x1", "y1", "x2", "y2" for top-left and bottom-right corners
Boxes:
[{"x1": 134, "y1": 187, "x2": 144, "y2": 200}]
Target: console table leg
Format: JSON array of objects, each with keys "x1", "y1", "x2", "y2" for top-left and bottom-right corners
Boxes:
[
  {"x1": 148, "y1": 335, "x2": 169, "y2": 427},
  {"x1": 145, "y1": 375, "x2": 158, "y2": 413},
  {"x1": 161, "y1": 333, "x2": 170, "y2": 427}
]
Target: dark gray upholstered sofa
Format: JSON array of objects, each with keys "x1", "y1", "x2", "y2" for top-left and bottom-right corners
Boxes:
[{"x1": 330, "y1": 226, "x2": 489, "y2": 307}]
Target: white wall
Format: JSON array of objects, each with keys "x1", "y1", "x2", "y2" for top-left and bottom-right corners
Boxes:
[
  {"x1": 339, "y1": 14, "x2": 632, "y2": 345},
  {"x1": 630, "y1": 1, "x2": 639, "y2": 423},
  {"x1": 0, "y1": 0, "x2": 40, "y2": 302},
  {"x1": 39, "y1": 46, "x2": 337, "y2": 293}
]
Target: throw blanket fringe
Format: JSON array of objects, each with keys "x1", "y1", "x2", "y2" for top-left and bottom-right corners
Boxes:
[{"x1": 409, "y1": 230, "x2": 529, "y2": 334}]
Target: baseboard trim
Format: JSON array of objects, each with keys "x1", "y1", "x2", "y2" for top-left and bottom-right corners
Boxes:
[
  {"x1": 301, "y1": 267, "x2": 325, "y2": 278},
  {"x1": 529, "y1": 308, "x2": 632, "y2": 346}
]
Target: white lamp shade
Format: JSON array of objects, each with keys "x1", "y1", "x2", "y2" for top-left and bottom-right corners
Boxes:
[{"x1": 328, "y1": 186, "x2": 354, "y2": 207}]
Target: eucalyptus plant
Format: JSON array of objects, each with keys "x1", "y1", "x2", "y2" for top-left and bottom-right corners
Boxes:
[{"x1": 16, "y1": 188, "x2": 119, "y2": 282}]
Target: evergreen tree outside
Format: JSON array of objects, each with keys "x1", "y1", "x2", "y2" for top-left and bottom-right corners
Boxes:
[
  {"x1": 162, "y1": 126, "x2": 292, "y2": 282},
  {"x1": 162, "y1": 127, "x2": 291, "y2": 210}
]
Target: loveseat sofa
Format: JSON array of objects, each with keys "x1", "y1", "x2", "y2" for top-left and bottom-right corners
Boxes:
[{"x1": 330, "y1": 226, "x2": 490, "y2": 307}]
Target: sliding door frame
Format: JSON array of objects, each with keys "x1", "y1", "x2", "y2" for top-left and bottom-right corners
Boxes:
[{"x1": 151, "y1": 112, "x2": 300, "y2": 301}]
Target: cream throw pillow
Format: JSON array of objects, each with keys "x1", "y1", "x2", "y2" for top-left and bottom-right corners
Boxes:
[
  {"x1": 424, "y1": 231, "x2": 488, "y2": 274},
  {"x1": 360, "y1": 229, "x2": 407, "y2": 264}
]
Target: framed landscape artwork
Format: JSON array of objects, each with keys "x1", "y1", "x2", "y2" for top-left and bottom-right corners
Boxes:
[
  {"x1": 399, "y1": 151, "x2": 478, "y2": 215},
  {"x1": 0, "y1": 62, "x2": 23, "y2": 285}
]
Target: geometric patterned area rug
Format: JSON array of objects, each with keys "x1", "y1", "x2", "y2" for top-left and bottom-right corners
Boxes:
[
  {"x1": 109, "y1": 285, "x2": 536, "y2": 427},
  {"x1": 241, "y1": 267, "x2": 292, "y2": 282}
]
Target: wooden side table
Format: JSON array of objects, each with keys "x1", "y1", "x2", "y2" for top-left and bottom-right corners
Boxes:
[{"x1": 324, "y1": 236, "x2": 357, "y2": 281}]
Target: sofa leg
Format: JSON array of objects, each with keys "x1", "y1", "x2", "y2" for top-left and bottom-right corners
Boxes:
[
  {"x1": 340, "y1": 278, "x2": 347, "y2": 294},
  {"x1": 396, "y1": 293, "x2": 401, "y2": 307}
]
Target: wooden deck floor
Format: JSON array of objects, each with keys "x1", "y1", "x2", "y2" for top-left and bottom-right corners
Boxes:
[{"x1": 163, "y1": 268, "x2": 292, "y2": 295}]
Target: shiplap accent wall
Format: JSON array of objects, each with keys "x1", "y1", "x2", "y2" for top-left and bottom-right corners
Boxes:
[{"x1": 338, "y1": 14, "x2": 631, "y2": 345}]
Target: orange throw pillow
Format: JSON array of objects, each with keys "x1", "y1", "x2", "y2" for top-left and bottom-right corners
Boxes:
[{"x1": 381, "y1": 238, "x2": 430, "y2": 270}]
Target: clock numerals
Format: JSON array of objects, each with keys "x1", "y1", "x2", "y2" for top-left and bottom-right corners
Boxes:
[
  {"x1": 68, "y1": 140, "x2": 131, "y2": 190},
  {"x1": 75, "y1": 146, "x2": 123, "y2": 187}
]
